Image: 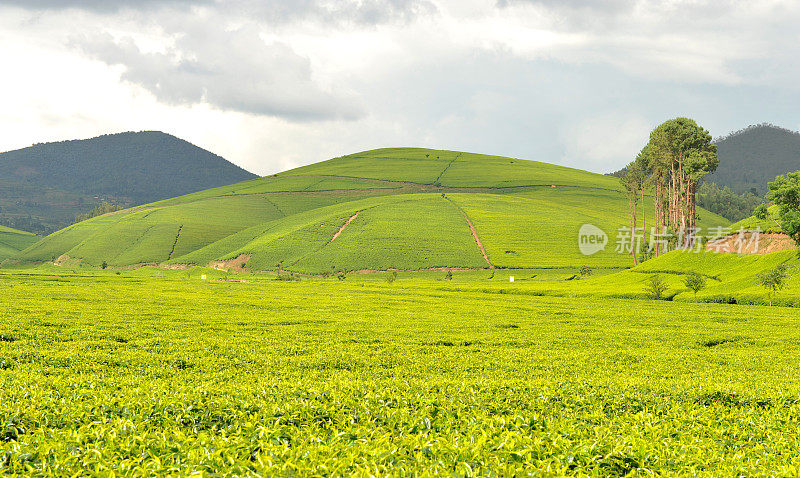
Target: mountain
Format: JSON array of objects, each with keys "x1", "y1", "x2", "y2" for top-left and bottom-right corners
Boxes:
[
  {"x1": 0, "y1": 131, "x2": 257, "y2": 234},
  {"x1": 12, "y1": 148, "x2": 729, "y2": 272},
  {"x1": 707, "y1": 124, "x2": 800, "y2": 195},
  {"x1": 0, "y1": 225, "x2": 38, "y2": 262}
]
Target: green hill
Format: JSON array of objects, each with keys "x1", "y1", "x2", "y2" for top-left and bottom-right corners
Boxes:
[
  {"x1": 12, "y1": 148, "x2": 730, "y2": 272},
  {"x1": 0, "y1": 131, "x2": 256, "y2": 234},
  {"x1": 0, "y1": 225, "x2": 38, "y2": 262},
  {"x1": 730, "y1": 204, "x2": 785, "y2": 234},
  {"x1": 707, "y1": 124, "x2": 800, "y2": 195}
]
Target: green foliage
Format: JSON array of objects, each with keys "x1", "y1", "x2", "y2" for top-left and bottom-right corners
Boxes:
[
  {"x1": 754, "y1": 203, "x2": 769, "y2": 220},
  {"x1": 730, "y1": 204, "x2": 784, "y2": 234},
  {"x1": 74, "y1": 201, "x2": 124, "y2": 224},
  {"x1": 3, "y1": 271, "x2": 800, "y2": 474},
  {"x1": 683, "y1": 272, "x2": 707, "y2": 300},
  {"x1": 768, "y1": 171, "x2": 800, "y2": 246},
  {"x1": 579, "y1": 265, "x2": 592, "y2": 277},
  {"x1": 757, "y1": 263, "x2": 792, "y2": 306},
  {"x1": 645, "y1": 274, "x2": 669, "y2": 299},
  {"x1": 697, "y1": 182, "x2": 765, "y2": 222},
  {"x1": 444, "y1": 269, "x2": 453, "y2": 281}
]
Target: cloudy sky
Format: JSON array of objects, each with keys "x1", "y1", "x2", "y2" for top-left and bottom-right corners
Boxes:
[{"x1": 1, "y1": 0, "x2": 799, "y2": 175}]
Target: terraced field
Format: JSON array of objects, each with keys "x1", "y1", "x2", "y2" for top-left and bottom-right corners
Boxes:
[
  {"x1": 0, "y1": 225, "x2": 38, "y2": 262},
  {"x1": 10, "y1": 148, "x2": 729, "y2": 272}
]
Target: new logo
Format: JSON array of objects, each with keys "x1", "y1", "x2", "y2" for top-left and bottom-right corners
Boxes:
[{"x1": 578, "y1": 224, "x2": 608, "y2": 256}]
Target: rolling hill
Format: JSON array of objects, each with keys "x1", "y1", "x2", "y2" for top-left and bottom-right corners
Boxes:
[
  {"x1": 0, "y1": 131, "x2": 256, "y2": 234},
  {"x1": 11, "y1": 148, "x2": 730, "y2": 272},
  {"x1": 708, "y1": 124, "x2": 800, "y2": 195},
  {"x1": 0, "y1": 225, "x2": 38, "y2": 262}
]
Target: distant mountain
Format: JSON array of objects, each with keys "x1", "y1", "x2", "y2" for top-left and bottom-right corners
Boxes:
[
  {"x1": 0, "y1": 131, "x2": 257, "y2": 234},
  {"x1": 707, "y1": 124, "x2": 800, "y2": 195}
]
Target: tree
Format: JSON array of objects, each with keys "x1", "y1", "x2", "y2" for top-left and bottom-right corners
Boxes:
[
  {"x1": 767, "y1": 172, "x2": 800, "y2": 246},
  {"x1": 444, "y1": 269, "x2": 453, "y2": 281},
  {"x1": 579, "y1": 265, "x2": 592, "y2": 277},
  {"x1": 645, "y1": 118, "x2": 718, "y2": 252},
  {"x1": 645, "y1": 274, "x2": 669, "y2": 300},
  {"x1": 74, "y1": 201, "x2": 124, "y2": 224},
  {"x1": 683, "y1": 272, "x2": 706, "y2": 301},
  {"x1": 620, "y1": 164, "x2": 645, "y2": 265},
  {"x1": 754, "y1": 203, "x2": 769, "y2": 220},
  {"x1": 757, "y1": 263, "x2": 792, "y2": 306}
]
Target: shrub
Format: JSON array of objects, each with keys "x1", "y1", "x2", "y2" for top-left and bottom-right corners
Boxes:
[
  {"x1": 757, "y1": 263, "x2": 792, "y2": 306},
  {"x1": 683, "y1": 272, "x2": 707, "y2": 301},
  {"x1": 645, "y1": 274, "x2": 669, "y2": 300},
  {"x1": 754, "y1": 203, "x2": 769, "y2": 220}
]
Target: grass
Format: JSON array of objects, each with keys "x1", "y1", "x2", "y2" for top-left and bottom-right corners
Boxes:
[
  {"x1": 2, "y1": 269, "x2": 800, "y2": 475},
  {"x1": 9, "y1": 147, "x2": 730, "y2": 272}
]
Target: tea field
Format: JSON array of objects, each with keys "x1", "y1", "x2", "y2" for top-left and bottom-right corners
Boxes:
[{"x1": 2, "y1": 269, "x2": 800, "y2": 475}]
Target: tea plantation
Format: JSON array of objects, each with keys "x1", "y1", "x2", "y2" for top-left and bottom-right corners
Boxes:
[{"x1": 1, "y1": 269, "x2": 800, "y2": 475}]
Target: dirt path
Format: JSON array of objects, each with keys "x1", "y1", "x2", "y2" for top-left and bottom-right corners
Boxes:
[
  {"x1": 464, "y1": 214, "x2": 493, "y2": 269},
  {"x1": 443, "y1": 197, "x2": 493, "y2": 269},
  {"x1": 330, "y1": 212, "x2": 360, "y2": 243},
  {"x1": 433, "y1": 153, "x2": 461, "y2": 185}
]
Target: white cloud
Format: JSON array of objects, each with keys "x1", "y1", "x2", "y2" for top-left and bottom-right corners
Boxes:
[
  {"x1": 2, "y1": 0, "x2": 800, "y2": 176},
  {"x1": 560, "y1": 113, "x2": 653, "y2": 172},
  {"x1": 72, "y1": 24, "x2": 365, "y2": 121}
]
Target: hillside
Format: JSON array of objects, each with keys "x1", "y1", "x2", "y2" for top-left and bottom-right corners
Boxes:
[
  {"x1": 707, "y1": 124, "x2": 800, "y2": 195},
  {"x1": 0, "y1": 131, "x2": 257, "y2": 234},
  {"x1": 12, "y1": 148, "x2": 730, "y2": 272},
  {"x1": 0, "y1": 225, "x2": 38, "y2": 262}
]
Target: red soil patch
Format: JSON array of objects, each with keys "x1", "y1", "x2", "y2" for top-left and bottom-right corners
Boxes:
[
  {"x1": 208, "y1": 254, "x2": 251, "y2": 271},
  {"x1": 705, "y1": 232, "x2": 796, "y2": 254}
]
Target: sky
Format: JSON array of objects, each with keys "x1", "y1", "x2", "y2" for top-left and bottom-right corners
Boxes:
[{"x1": 1, "y1": 0, "x2": 799, "y2": 176}]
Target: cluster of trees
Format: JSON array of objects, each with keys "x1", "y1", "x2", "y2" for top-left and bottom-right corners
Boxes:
[
  {"x1": 696, "y1": 182, "x2": 764, "y2": 222},
  {"x1": 73, "y1": 201, "x2": 124, "y2": 224},
  {"x1": 621, "y1": 118, "x2": 719, "y2": 264},
  {"x1": 767, "y1": 171, "x2": 800, "y2": 246}
]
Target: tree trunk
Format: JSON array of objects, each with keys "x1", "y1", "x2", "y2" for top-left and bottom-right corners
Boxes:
[
  {"x1": 641, "y1": 188, "x2": 646, "y2": 255},
  {"x1": 630, "y1": 199, "x2": 638, "y2": 266}
]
